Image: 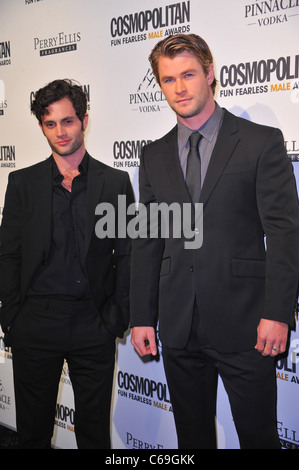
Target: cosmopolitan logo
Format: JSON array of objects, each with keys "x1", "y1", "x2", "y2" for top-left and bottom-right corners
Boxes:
[
  {"x1": 245, "y1": 0, "x2": 299, "y2": 27},
  {"x1": 33, "y1": 32, "x2": 81, "y2": 56},
  {"x1": 221, "y1": 56, "x2": 299, "y2": 87},
  {"x1": 219, "y1": 55, "x2": 299, "y2": 98},
  {"x1": 113, "y1": 139, "x2": 151, "y2": 169},
  {"x1": 111, "y1": 2, "x2": 190, "y2": 37},
  {"x1": 117, "y1": 371, "x2": 172, "y2": 411},
  {"x1": 55, "y1": 403, "x2": 75, "y2": 433},
  {"x1": 0, "y1": 146, "x2": 16, "y2": 168},
  {"x1": 0, "y1": 41, "x2": 11, "y2": 66},
  {"x1": 110, "y1": 2, "x2": 190, "y2": 46}
]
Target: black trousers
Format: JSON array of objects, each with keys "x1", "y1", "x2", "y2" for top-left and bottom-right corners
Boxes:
[
  {"x1": 162, "y1": 310, "x2": 281, "y2": 449},
  {"x1": 11, "y1": 297, "x2": 116, "y2": 449}
]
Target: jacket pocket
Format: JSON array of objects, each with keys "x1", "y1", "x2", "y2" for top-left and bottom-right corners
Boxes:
[{"x1": 232, "y1": 258, "x2": 266, "y2": 277}]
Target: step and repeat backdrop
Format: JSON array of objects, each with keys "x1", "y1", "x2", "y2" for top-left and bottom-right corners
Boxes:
[{"x1": 0, "y1": 0, "x2": 298, "y2": 449}]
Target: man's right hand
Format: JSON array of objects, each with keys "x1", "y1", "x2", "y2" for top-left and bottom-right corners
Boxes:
[{"x1": 131, "y1": 326, "x2": 157, "y2": 357}]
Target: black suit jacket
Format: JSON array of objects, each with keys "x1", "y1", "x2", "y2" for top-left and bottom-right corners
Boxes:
[
  {"x1": 130, "y1": 109, "x2": 299, "y2": 352},
  {"x1": 0, "y1": 153, "x2": 135, "y2": 342}
]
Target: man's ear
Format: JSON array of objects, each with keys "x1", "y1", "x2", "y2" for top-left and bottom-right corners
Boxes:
[
  {"x1": 207, "y1": 64, "x2": 215, "y2": 86},
  {"x1": 82, "y1": 113, "x2": 89, "y2": 131}
]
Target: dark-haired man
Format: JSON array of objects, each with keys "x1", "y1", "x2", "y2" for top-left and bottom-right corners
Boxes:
[
  {"x1": 130, "y1": 34, "x2": 299, "y2": 449},
  {"x1": 0, "y1": 79, "x2": 134, "y2": 448}
]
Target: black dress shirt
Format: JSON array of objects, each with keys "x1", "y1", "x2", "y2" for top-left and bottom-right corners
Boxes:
[{"x1": 29, "y1": 153, "x2": 91, "y2": 300}]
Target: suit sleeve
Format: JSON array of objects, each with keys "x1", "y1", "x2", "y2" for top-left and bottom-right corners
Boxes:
[
  {"x1": 130, "y1": 148, "x2": 165, "y2": 328},
  {"x1": 256, "y1": 128, "x2": 299, "y2": 326},
  {"x1": 0, "y1": 173, "x2": 22, "y2": 334},
  {"x1": 101, "y1": 172, "x2": 135, "y2": 337}
]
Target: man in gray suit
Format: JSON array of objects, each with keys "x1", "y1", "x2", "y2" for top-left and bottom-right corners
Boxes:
[{"x1": 130, "y1": 34, "x2": 299, "y2": 449}]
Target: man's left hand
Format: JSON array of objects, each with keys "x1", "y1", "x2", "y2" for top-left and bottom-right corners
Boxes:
[{"x1": 255, "y1": 318, "x2": 288, "y2": 357}]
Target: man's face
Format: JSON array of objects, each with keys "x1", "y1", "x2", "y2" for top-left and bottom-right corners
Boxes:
[
  {"x1": 39, "y1": 97, "x2": 88, "y2": 158},
  {"x1": 158, "y1": 50, "x2": 215, "y2": 126}
]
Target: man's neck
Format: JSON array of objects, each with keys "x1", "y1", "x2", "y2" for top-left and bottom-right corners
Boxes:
[
  {"x1": 53, "y1": 147, "x2": 86, "y2": 192},
  {"x1": 177, "y1": 99, "x2": 216, "y2": 131},
  {"x1": 53, "y1": 148, "x2": 85, "y2": 175}
]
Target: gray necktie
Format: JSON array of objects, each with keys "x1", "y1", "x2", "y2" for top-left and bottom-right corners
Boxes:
[{"x1": 186, "y1": 132, "x2": 202, "y2": 203}]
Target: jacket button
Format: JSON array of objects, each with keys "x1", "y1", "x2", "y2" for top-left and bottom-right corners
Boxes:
[{"x1": 190, "y1": 266, "x2": 194, "y2": 272}]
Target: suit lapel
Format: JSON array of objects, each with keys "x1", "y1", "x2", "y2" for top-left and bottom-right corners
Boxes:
[
  {"x1": 34, "y1": 157, "x2": 52, "y2": 261},
  {"x1": 162, "y1": 126, "x2": 192, "y2": 204},
  {"x1": 200, "y1": 110, "x2": 240, "y2": 207},
  {"x1": 85, "y1": 155, "x2": 105, "y2": 254}
]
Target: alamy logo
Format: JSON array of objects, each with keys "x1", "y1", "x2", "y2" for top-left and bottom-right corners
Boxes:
[{"x1": 95, "y1": 196, "x2": 203, "y2": 250}]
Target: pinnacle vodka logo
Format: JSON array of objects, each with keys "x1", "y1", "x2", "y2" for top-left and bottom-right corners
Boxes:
[
  {"x1": 129, "y1": 68, "x2": 168, "y2": 113},
  {"x1": 244, "y1": 0, "x2": 299, "y2": 27},
  {"x1": 0, "y1": 379, "x2": 12, "y2": 411}
]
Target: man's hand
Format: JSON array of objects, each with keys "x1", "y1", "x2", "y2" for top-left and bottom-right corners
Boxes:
[
  {"x1": 131, "y1": 326, "x2": 157, "y2": 357},
  {"x1": 255, "y1": 318, "x2": 289, "y2": 357}
]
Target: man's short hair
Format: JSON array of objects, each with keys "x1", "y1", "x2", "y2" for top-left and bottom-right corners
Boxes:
[
  {"x1": 31, "y1": 79, "x2": 87, "y2": 124},
  {"x1": 149, "y1": 33, "x2": 217, "y2": 95}
]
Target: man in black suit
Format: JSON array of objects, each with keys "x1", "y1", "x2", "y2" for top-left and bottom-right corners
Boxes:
[
  {"x1": 130, "y1": 34, "x2": 299, "y2": 448},
  {"x1": 0, "y1": 79, "x2": 134, "y2": 448}
]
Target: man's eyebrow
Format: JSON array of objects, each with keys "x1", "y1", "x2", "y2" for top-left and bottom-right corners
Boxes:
[
  {"x1": 161, "y1": 68, "x2": 197, "y2": 80},
  {"x1": 43, "y1": 115, "x2": 74, "y2": 123}
]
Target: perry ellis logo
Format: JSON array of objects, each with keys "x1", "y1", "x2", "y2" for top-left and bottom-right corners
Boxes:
[
  {"x1": 285, "y1": 140, "x2": 299, "y2": 162},
  {"x1": 33, "y1": 32, "x2": 81, "y2": 56},
  {"x1": 0, "y1": 100, "x2": 7, "y2": 116}
]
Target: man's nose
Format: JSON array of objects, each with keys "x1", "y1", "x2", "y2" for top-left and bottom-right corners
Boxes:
[
  {"x1": 56, "y1": 124, "x2": 66, "y2": 136},
  {"x1": 175, "y1": 79, "x2": 186, "y2": 94}
]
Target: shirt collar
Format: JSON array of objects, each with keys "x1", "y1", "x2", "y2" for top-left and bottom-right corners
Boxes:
[
  {"x1": 51, "y1": 151, "x2": 89, "y2": 181},
  {"x1": 177, "y1": 101, "x2": 224, "y2": 149}
]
